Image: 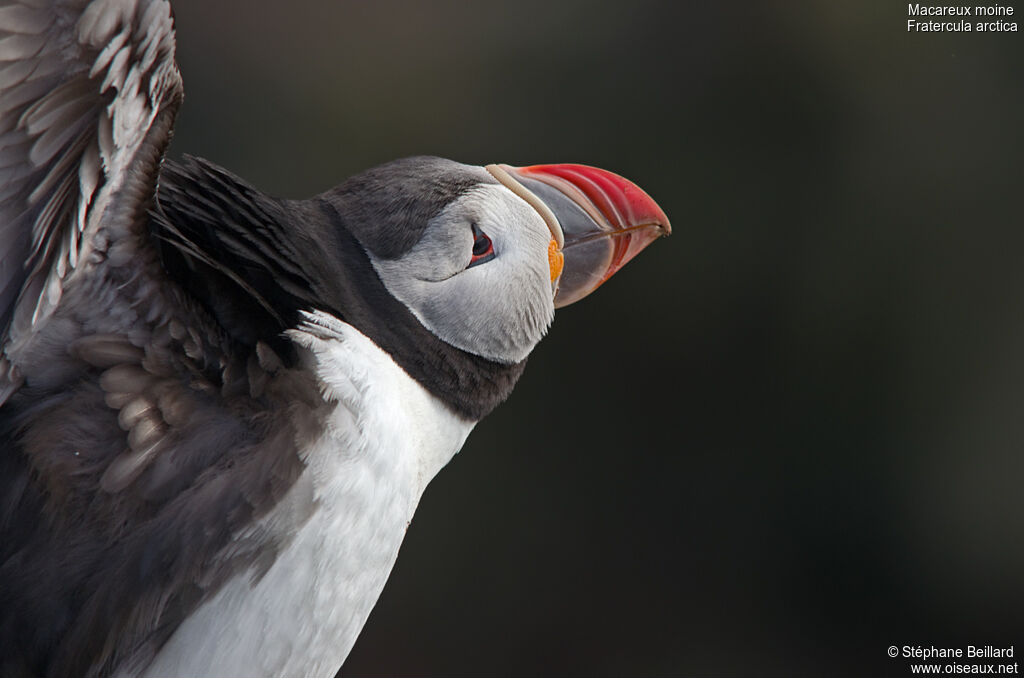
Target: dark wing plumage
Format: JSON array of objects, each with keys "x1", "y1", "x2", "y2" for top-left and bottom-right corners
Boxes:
[
  {"x1": 0, "y1": 3, "x2": 325, "y2": 676},
  {"x1": 151, "y1": 156, "x2": 322, "y2": 359},
  {"x1": 0, "y1": 0, "x2": 180, "y2": 404}
]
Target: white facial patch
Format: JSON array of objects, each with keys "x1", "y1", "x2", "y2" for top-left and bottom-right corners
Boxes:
[{"x1": 371, "y1": 183, "x2": 556, "y2": 364}]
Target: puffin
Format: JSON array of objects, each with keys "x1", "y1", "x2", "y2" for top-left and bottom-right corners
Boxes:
[{"x1": 0, "y1": 1, "x2": 670, "y2": 677}]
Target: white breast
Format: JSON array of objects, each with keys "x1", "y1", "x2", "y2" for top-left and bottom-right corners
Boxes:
[{"x1": 137, "y1": 311, "x2": 474, "y2": 678}]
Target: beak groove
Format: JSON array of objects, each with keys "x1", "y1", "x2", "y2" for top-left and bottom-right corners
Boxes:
[{"x1": 485, "y1": 164, "x2": 564, "y2": 248}]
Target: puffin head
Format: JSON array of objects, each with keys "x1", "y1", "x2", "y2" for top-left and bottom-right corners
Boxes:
[
  {"x1": 318, "y1": 156, "x2": 670, "y2": 367},
  {"x1": 154, "y1": 155, "x2": 668, "y2": 419}
]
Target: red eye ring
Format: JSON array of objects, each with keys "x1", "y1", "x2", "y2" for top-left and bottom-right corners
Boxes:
[{"x1": 468, "y1": 224, "x2": 495, "y2": 268}]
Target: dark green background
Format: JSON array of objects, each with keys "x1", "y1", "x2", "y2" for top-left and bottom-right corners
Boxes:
[{"x1": 167, "y1": 1, "x2": 1023, "y2": 675}]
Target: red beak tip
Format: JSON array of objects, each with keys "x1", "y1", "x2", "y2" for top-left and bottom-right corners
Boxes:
[{"x1": 514, "y1": 163, "x2": 669, "y2": 233}]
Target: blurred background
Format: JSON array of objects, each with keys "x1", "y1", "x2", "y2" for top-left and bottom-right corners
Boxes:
[{"x1": 167, "y1": 1, "x2": 1023, "y2": 675}]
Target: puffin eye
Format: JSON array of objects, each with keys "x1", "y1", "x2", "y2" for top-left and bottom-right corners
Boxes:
[{"x1": 468, "y1": 224, "x2": 495, "y2": 268}]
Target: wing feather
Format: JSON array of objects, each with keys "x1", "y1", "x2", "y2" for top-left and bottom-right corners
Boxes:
[
  {"x1": 0, "y1": 6, "x2": 334, "y2": 675},
  {"x1": 0, "y1": 0, "x2": 182, "y2": 403}
]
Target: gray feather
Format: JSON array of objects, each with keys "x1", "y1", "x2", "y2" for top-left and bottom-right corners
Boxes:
[
  {"x1": 100, "y1": 363, "x2": 152, "y2": 394},
  {"x1": 127, "y1": 414, "x2": 164, "y2": 450},
  {"x1": 0, "y1": 5, "x2": 51, "y2": 35},
  {"x1": 100, "y1": 439, "x2": 163, "y2": 493},
  {"x1": 69, "y1": 333, "x2": 145, "y2": 367},
  {"x1": 116, "y1": 396, "x2": 155, "y2": 430}
]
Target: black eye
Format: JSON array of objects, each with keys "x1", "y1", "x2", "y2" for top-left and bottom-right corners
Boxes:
[{"x1": 468, "y1": 224, "x2": 495, "y2": 268}]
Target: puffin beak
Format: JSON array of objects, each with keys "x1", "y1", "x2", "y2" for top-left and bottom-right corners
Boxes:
[{"x1": 485, "y1": 163, "x2": 671, "y2": 308}]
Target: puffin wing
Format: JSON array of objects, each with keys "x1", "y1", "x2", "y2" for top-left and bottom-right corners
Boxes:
[{"x1": 0, "y1": 0, "x2": 182, "y2": 403}]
